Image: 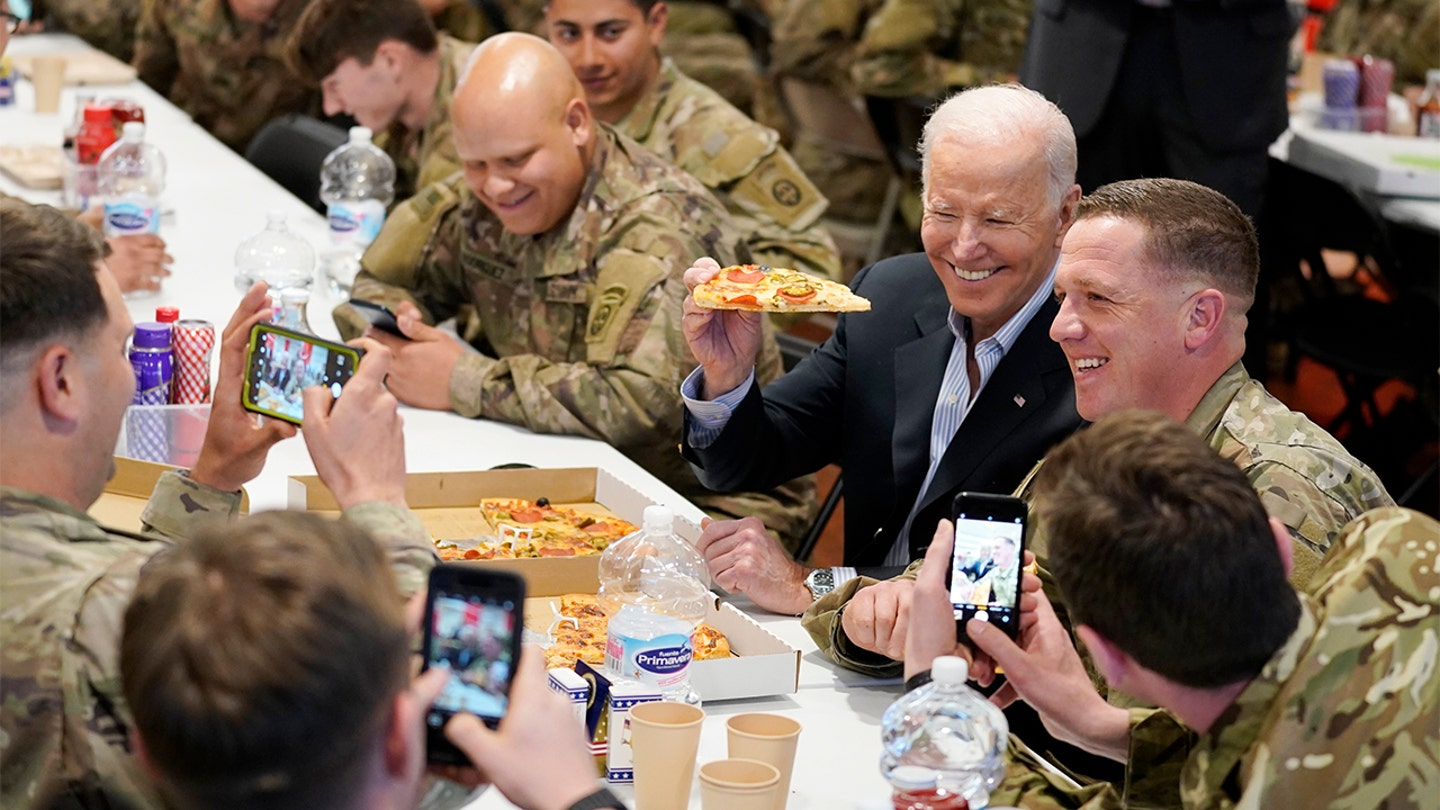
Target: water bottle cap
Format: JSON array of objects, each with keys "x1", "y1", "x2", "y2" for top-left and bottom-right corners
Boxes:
[
  {"x1": 889, "y1": 766, "x2": 939, "y2": 791},
  {"x1": 348, "y1": 126, "x2": 374, "y2": 144},
  {"x1": 266, "y1": 210, "x2": 288, "y2": 227},
  {"x1": 931, "y1": 655, "x2": 968, "y2": 685},
  {"x1": 132, "y1": 322, "x2": 172, "y2": 349},
  {"x1": 154, "y1": 306, "x2": 180, "y2": 323},
  {"x1": 642, "y1": 504, "x2": 673, "y2": 531},
  {"x1": 83, "y1": 105, "x2": 112, "y2": 123},
  {"x1": 121, "y1": 121, "x2": 145, "y2": 141}
]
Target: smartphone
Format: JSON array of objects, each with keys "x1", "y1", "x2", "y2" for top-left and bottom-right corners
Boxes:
[
  {"x1": 948, "y1": 492, "x2": 1027, "y2": 639},
  {"x1": 347, "y1": 298, "x2": 407, "y2": 338},
  {"x1": 242, "y1": 323, "x2": 363, "y2": 426},
  {"x1": 420, "y1": 565, "x2": 526, "y2": 766}
]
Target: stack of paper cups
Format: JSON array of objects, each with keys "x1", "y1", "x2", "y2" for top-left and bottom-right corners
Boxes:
[{"x1": 172, "y1": 320, "x2": 215, "y2": 404}]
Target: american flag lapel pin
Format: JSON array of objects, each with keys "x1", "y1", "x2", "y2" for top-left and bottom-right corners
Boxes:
[{"x1": 1013, "y1": 394, "x2": 1026, "y2": 408}]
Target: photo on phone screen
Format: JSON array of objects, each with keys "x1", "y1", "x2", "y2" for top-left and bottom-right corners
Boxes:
[
  {"x1": 421, "y1": 566, "x2": 525, "y2": 765},
  {"x1": 949, "y1": 492, "x2": 1026, "y2": 637},
  {"x1": 242, "y1": 324, "x2": 362, "y2": 425}
]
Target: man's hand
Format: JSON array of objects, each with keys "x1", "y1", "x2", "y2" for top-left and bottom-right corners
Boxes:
[
  {"x1": 103, "y1": 234, "x2": 173, "y2": 295},
  {"x1": 965, "y1": 585, "x2": 1131, "y2": 762},
  {"x1": 697, "y1": 517, "x2": 811, "y2": 614},
  {"x1": 302, "y1": 339, "x2": 407, "y2": 509},
  {"x1": 680, "y1": 257, "x2": 764, "y2": 399},
  {"x1": 445, "y1": 646, "x2": 599, "y2": 810},
  {"x1": 842, "y1": 577, "x2": 915, "y2": 662},
  {"x1": 902, "y1": 520, "x2": 1008, "y2": 684},
  {"x1": 362, "y1": 300, "x2": 464, "y2": 411},
  {"x1": 189, "y1": 283, "x2": 296, "y2": 492}
]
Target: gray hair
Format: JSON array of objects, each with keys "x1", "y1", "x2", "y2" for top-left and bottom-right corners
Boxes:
[{"x1": 919, "y1": 83, "x2": 1078, "y2": 208}]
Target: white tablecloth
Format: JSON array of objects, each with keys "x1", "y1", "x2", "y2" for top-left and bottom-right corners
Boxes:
[{"x1": 1, "y1": 33, "x2": 905, "y2": 810}]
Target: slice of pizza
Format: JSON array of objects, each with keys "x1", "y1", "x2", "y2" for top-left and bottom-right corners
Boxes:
[
  {"x1": 692, "y1": 622, "x2": 732, "y2": 660},
  {"x1": 693, "y1": 264, "x2": 871, "y2": 313}
]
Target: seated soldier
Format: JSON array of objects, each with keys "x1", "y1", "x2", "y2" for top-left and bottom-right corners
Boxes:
[
  {"x1": 904, "y1": 412, "x2": 1437, "y2": 808},
  {"x1": 0, "y1": 199, "x2": 433, "y2": 807},
  {"x1": 333, "y1": 32, "x2": 817, "y2": 549},
  {"x1": 133, "y1": 0, "x2": 317, "y2": 153},
  {"x1": 122, "y1": 512, "x2": 624, "y2": 810},
  {"x1": 289, "y1": 0, "x2": 477, "y2": 202},
  {"x1": 545, "y1": 0, "x2": 843, "y2": 294}
]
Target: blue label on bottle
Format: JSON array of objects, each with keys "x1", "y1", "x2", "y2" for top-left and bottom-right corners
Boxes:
[
  {"x1": 328, "y1": 208, "x2": 360, "y2": 233},
  {"x1": 635, "y1": 642, "x2": 693, "y2": 676},
  {"x1": 104, "y1": 199, "x2": 159, "y2": 235}
]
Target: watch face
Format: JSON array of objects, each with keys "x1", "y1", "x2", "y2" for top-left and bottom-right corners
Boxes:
[{"x1": 806, "y1": 569, "x2": 835, "y2": 598}]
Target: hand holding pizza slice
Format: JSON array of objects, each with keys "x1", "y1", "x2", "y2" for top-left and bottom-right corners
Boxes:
[{"x1": 692, "y1": 264, "x2": 872, "y2": 313}]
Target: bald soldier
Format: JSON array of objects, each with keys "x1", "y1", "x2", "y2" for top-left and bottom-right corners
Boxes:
[
  {"x1": 133, "y1": 0, "x2": 316, "y2": 152},
  {"x1": 335, "y1": 33, "x2": 818, "y2": 548},
  {"x1": 545, "y1": 0, "x2": 842, "y2": 297}
]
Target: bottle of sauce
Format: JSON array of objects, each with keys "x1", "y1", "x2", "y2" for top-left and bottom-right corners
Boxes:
[{"x1": 1418, "y1": 69, "x2": 1440, "y2": 139}]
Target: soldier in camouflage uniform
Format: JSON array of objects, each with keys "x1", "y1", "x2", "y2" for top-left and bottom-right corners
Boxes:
[
  {"x1": 35, "y1": 0, "x2": 142, "y2": 62},
  {"x1": 544, "y1": 0, "x2": 841, "y2": 300},
  {"x1": 1318, "y1": 0, "x2": 1440, "y2": 88},
  {"x1": 289, "y1": 0, "x2": 476, "y2": 203},
  {"x1": 421, "y1": 0, "x2": 493, "y2": 42},
  {"x1": 923, "y1": 414, "x2": 1437, "y2": 809},
  {"x1": 0, "y1": 200, "x2": 435, "y2": 808},
  {"x1": 849, "y1": 0, "x2": 1030, "y2": 98},
  {"x1": 133, "y1": 0, "x2": 318, "y2": 152},
  {"x1": 334, "y1": 33, "x2": 817, "y2": 549}
]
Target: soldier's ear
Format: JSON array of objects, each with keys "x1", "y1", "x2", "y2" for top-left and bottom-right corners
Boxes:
[
  {"x1": 1182, "y1": 289, "x2": 1225, "y2": 351},
  {"x1": 35, "y1": 344, "x2": 84, "y2": 428},
  {"x1": 647, "y1": 2, "x2": 669, "y2": 42},
  {"x1": 565, "y1": 97, "x2": 592, "y2": 147},
  {"x1": 1076, "y1": 624, "x2": 1131, "y2": 690}
]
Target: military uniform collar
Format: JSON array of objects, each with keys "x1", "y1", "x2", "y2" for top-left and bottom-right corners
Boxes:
[
  {"x1": 613, "y1": 57, "x2": 677, "y2": 144},
  {"x1": 1181, "y1": 599, "x2": 1318, "y2": 807},
  {"x1": 1184, "y1": 361, "x2": 1249, "y2": 440},
  {"x1": 0, "y1": 485, "x2": 113, "y2": 544}
]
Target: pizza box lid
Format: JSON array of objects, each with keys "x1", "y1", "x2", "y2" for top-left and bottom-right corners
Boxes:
[
  {"x1": 90, "y1": 456, "x2": 250, "y2": 531},
  {"x1": 288, "y1": 466, "x2": 701, "y2": 583}
]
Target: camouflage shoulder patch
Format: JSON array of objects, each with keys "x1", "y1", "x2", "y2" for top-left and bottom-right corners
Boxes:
[
  {"x1": 584, "y1": 250, "x2": 669, "y2": 365},
  {"x1": 728, "y1": 151, "x2": 829, "y2": 230},
  {"x1": 361, "y1": 177, "x2": 463, "y2": 287}
]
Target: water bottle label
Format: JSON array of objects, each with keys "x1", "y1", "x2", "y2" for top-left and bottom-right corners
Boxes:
[
  {"x1": 327, "y1": 200, "x2": 386, "y2": 247},
  {"x1": 605, "y1": 631, "x2": 693, "y2": 688},
  {"x1": 105, "y1": 199, "x2": 160, "y2": 235}
]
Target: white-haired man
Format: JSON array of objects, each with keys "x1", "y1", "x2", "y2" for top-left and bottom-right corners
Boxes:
[{"x1": 678, "y1": 85, "x2": 1084, "y2": 666}]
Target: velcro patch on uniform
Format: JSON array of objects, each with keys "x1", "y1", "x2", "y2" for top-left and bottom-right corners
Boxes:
[{"x1": 587, "y1": 284, "x2": 629, "y2": 343}]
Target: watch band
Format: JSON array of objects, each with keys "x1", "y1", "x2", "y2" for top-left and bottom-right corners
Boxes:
[{"x1": 566, "y1": 786, "x2": 626, "y2": 810}]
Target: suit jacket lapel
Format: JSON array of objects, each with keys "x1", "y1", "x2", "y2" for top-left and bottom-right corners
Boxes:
[
  {"x1": 916, "y1": 298, "x2": 1063, "y2": 514},
  {"x1": 891, "y1": 299, "x2": 956, "y2": 515}
]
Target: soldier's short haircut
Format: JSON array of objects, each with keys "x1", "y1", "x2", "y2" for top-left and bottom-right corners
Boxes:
[
  {"x1": 1076, "y1": 178, "x2": 1259, "y2": 310},
  {"x1": 920, "y1": 83, "x2": 1077, "y2": 208},
  {"x1": 288, "y1": 0, "x2": 439, "y2": 86},
  {"x1": 622, "y1": 0, "x2": 664, "y2": 12},
  {"x1": 121, "y1": 512, "x2": 411, "y2": 810},
  {"x1": 0, "y1": 199, "x2": 109, "y2": 407},
  {"x1": 1034, "y1": 411, "x2": 1301, "y2": 689}
]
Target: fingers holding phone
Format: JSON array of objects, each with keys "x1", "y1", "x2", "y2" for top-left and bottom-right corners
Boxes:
[
  {"x1": 302, "y1": 339, "x2": 407, "y2": 509},
  {"x1": 190, "y1": 284, "x2": 297, "y2": 492}
]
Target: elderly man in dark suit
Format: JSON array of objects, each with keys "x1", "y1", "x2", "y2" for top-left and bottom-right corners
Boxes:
[{"x1": 677, "y1": 85, "x2": 1084, "y2": 639}]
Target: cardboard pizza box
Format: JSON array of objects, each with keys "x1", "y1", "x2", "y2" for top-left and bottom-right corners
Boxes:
[{"x1": 90, "y1": 456, "x2": 250, "y2": 531}]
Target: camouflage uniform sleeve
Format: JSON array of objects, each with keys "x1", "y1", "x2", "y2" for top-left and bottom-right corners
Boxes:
[
  {"x1": 799, "y1": 560, "x2": 922, "y2": 677},
  {"x1": 1246, "y1": 459, "x2": 1378, "y2": 589},
  {"x1": 994, "y1": 736, "x2": 1125, "y2": 809},
  {"x1": 334, "y1": 178, "x2": 467, "y2": 340},
  {"x1": 133, "y1": 0, "x2": 179, "y2": 93},
  {"x1": 849, "y1": 0, "x2": 963, "y2": 98},
  {"x1": 338, "y1": 501, "x2": 437, "y2": 599},
  {"x1": 446, "y1": 215, "x2": 690, "y2": 447},
  {"x1": 139, "y1": 470, "x2": 243, "y2": 540}
]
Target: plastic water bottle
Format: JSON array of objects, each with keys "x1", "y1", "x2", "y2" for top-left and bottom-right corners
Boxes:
[
  {"x1": 319, "y1": 126, "x2": 395, "y2": 295},
  {"x1": 98, "y1": 121, "x2": 165, "y2": 238},
  {"x1": 234, "y1": 211, "x2": 317, "y2": 331},
  {"x1": 598, "y1": 505, "x2": 711, "y2": 705},
  {"x1": 881, "y1": 656, "x2": 1008, "y2": 808}
]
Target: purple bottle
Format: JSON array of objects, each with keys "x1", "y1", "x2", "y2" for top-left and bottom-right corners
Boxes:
[{"x1": 129, "y1": 322, "x2": 174, "y2": 405}]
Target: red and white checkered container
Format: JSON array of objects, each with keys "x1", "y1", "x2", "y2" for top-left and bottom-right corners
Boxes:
[{"x1": 172, "y1": 319, "x2": 215, "y2": 404}]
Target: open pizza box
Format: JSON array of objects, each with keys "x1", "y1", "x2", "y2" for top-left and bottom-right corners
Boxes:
[
  {"x1": 288, "y1": 466, "x2": 799, "y2": 701},
  {"x1": 90, "y1": 456, "x2": 250, "y2": 531}
]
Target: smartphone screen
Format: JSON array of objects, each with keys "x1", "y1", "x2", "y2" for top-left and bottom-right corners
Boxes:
[
  {"x1": 421, "y1": 566, "x2": 526, "y2": 765},
  {"x1": 242, "y1": 324, "x2": 362, "y2": 425},
  {"x1": 949, "y1": 492, "x2": 1027, "y2": 638}
]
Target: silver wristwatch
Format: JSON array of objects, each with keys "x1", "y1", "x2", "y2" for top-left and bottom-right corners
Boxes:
[{"x1": 804, "y1": 567, "x2": 836, "y2": 601}]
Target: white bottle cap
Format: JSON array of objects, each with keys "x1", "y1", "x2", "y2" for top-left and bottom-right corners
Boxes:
[
  {"x1": 642, "y1": 504, "x2": 673, "y2": 532},
  {"x1": 889, "y1": 765, "x2": 939, "y2": 791},
  {"x1": 931, "y1": 655, "x2": 968, "y2": 686},
  {"x1": 266, "y1": 209, "x2": 287, "y2": 227},
  {"x1": 349, "y1": 125, "x2": 373, "y2": 143},
  {"x1": 121, "y1": 121, "x2": 145, "y2": 141}
]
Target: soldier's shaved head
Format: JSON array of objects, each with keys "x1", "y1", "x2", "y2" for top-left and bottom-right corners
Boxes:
[{"x1": 451, "y1": 33, "x2": 596, "y2": 235}]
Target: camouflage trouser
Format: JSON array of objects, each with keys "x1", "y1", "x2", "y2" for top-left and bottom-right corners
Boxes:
[{"x1": 692, "y1": 474, "x2": 820, "y2": 557}]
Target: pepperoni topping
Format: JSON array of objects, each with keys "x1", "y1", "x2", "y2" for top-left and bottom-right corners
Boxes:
[
  {"x1": 724, "y1": 265, "x2": 767, "y2": 284},
  {"x1": 508, "y1": 508, "x2": 544, "y2": 523},
  {"x1": 726, "y1": 293, "x2": 759, "y2": 307},
  {"x1": 778, "y1": 284, "x2": 817, "y2": 304}
]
